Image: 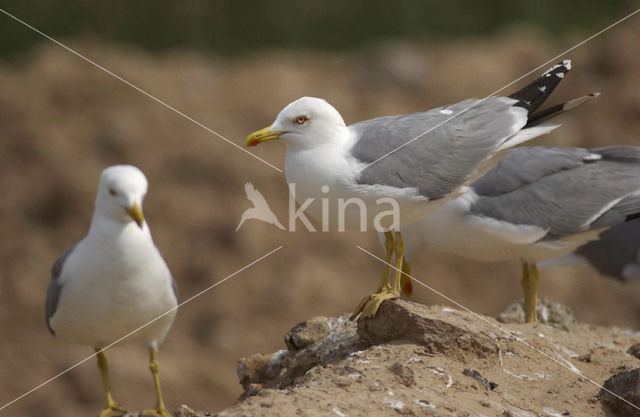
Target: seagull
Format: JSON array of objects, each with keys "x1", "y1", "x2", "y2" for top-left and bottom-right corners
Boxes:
[
  {"x1": 397, "y1": 146, "x2": 640, "y2": 322},
  {"x1": 236, "y1": 182, "x2": 285, "y2": 231},
  {"x1": 45, "y1": 165, "x2": 178, "y2": 417},
  {"x1": 246, "y1": 60, "x2": 595, "y2": 319}
]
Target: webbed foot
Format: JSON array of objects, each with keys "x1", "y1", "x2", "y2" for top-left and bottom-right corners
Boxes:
[{"x1": 350, "y1": 286, "x2": 399, "y2": 320}]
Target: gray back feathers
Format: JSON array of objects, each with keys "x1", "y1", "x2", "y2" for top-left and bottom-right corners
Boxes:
[
  {"x1": 470, "y1": 146, "x2": 640, "y2": 240},
  {"x1": 351, "y1": 98, "x2": 524, "y2": 199}
]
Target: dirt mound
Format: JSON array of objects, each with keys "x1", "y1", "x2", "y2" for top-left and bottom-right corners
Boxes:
[{"x1": 178, "y1": 299, "x2": 640, "y2": 416}]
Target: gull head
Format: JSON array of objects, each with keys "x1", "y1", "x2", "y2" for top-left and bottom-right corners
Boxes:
[
  {"x1": 245, "y1": 97, "x2": 346, "y2": 150},
  {"x1": 95, "y1": 165, "x2": 148, "y2": 228}
]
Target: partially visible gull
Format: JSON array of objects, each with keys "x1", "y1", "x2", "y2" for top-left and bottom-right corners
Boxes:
[
  {"x1": 46, "y1": 165, "x2": 178, "y2": 417},
  {"x1": 541, "y1": 218, "x2": 640, "y2": 282},
  {"x1": 397, "y1": 146, "x2": 640, "y2": 322},
  {"x1": 246, "y1": 60, "x2": 594, "y2": 319}
]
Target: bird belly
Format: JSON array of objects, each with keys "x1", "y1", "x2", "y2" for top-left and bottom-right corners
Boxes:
[
  {"x1": 413, "y1": 198, "x2": 591, "y2": 263},
  {"x1": 51, "y1": 261, "x2": 177, "y2": 348}
]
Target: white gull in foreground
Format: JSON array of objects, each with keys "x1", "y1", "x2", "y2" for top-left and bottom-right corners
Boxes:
[
  {"x1": 46, "y1": 165, "x2": 178, "y2": 417},
  {"x1": 246, "y1": 60, "x2": 595, "y2": 319}
]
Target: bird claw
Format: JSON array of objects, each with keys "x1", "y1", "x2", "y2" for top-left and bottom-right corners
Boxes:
[
  {"x1": 349, "y1": 288, "x2": 399, "y2": 321},
  {"x1": 98, "y1": 405, "x2": 127, "y2": 417},
  {"x1": 141, "y1": 408, "x2": 172, "y2": 417},
  {"x1": 349, "y1": 296, "x2": 370, "y2": 321}
]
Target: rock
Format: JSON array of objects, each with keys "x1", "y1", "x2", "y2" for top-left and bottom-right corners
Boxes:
[
  {"x1": 462, "y1": 368, "x2": 497, "y2": 391},
  {"x1": 358, "y1": 299, "x2": 497, "y2": 359},
  {"x1": 237, "y1": 315, "x2": 364, "y2": 396},
  {"x1": 174, "y1": 404, "x2": 211, "y2": 416},
  {"x1": 388, "y1": 362, "x2": 415, "y2": 387},
  {"x1": 599, "y1": 368, "x2": 640, "y2": 416},
  {"x1": 578, "y1": 353, "x2": 592, "y2": 363},
  {"x1": 627, "y1": 343, "x2": 640, "y2": 360},
  {"x1": 237, "y1": 352, "x2": 282, "y2": 392},
  {"x1": 284, "y1": 316, "x2": 331, "y2": 351},
  {"x1": 497, "y1": 297, "x2": 577, "y2": 331}
]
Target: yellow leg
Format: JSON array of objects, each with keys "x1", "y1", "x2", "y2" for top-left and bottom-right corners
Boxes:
[
  {"x1": 391, "y1": 232, "x2": 404, "y2": 293},
  {"x1": 95, "y1": 348, "x2": 126, "y2": 417},
  {"x1": 142, "y1": 347, "x2": 171, "y2": 417},
  {"x1": 376, "y1": 231, "x2": 395, "y2": 292},
  {"x1": 521, "y1": 261, "x2": 540, "y2": 323},
  {"x1": 350, "y1": 231, "x2": 404, "y2": 320}
]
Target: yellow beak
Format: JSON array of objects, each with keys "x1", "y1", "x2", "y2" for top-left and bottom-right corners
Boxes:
[
  {"x1": 124, "y1": 202, "x2": 144, "y2": 228},
  {"x1": 245, "y1": 125, "x2": 286, "y2": 147}
]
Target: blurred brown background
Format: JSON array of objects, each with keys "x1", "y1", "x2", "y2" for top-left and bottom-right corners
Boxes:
[{"x1": 1, "y1": 1, "x2": 640, "y2": 416}]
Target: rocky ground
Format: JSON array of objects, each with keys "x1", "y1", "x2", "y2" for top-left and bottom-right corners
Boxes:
[{"x1": 175, "y1": 299, "x2": 640, "y2": 417}]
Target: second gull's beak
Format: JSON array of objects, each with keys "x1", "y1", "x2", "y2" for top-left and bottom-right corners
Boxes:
[
  {"x1": 124, "y1": 202, "x2": 144, "y2": 228},
  {"x1": 245, "y1": 126, "x2": 285, "y2": 147}
]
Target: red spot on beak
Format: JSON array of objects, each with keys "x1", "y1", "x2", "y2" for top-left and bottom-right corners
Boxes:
[{"x1": 248, "y1": 138, "x2": 261, "y2": 146}]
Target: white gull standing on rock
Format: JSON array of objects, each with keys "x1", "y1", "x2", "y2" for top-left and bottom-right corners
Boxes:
[
  {"x1": 246, "y1": 60, "x2": 595, "y2": 319},
  {"x1": 46, "y1": 165, "x2": 178, "y2": 417}
]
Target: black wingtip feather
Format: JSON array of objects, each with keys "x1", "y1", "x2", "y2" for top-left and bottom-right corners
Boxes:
[
  {"x1": 525, "y1": 92, "x2": 600, "y2": 127},
  {"x1": 509, "y1": 59, "x2": 571, "y2": 115}
]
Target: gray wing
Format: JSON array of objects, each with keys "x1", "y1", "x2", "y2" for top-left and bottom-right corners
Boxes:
[
  {"x1": 171, "y1": 274, "x2": 179, "y2": 302},
  {"x1": 575, "y1": 219, "x2": 640, "y2": 281},
  {"x1": 350, "y1": 97, "x2": 526, "y2": 199},
  {"x1": 472, "y1": 146, "x2": 596, "y2": 196},
  {"x1": 469, "y1": 146, "x2": 640, "y2": 240},
  {"x1": 46, "y1": 245, "x2": 75, "y2": 335}
]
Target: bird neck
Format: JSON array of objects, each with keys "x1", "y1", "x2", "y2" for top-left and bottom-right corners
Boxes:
[{"x1": 88, "y1": 213, "x2": 150, "y2": 244}]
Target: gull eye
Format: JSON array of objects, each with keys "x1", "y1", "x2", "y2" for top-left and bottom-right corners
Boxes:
[
  {"x1": 294, "y1": 115, "x2": 308, "y2": 125},
  {"x1": 109, "y1": 188, "x2": 118, "y2": 197}
]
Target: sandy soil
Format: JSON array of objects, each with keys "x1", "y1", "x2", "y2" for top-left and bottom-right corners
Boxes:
[
  {"x1": 182, "y1": 300, "x2": 640, "y2": 416},
  {"x1": 1, "y1": 22, "x2": 640, "y2": 416}
]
